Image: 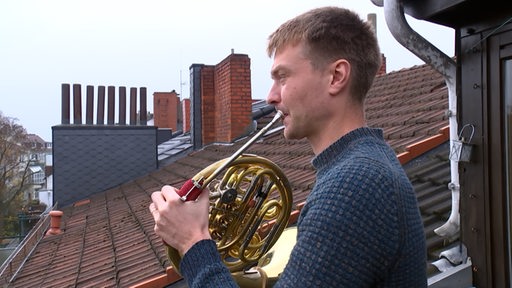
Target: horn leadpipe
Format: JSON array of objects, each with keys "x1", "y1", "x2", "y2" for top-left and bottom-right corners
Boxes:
[{"x1": 177, "y1": 110, "x2": 284, "y2": 201}]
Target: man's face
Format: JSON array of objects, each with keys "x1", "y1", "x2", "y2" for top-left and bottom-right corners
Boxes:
[{"x1": 267, "y1": 43, "x2": 330, "y2": 141}]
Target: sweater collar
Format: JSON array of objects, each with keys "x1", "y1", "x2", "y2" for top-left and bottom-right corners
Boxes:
[{"x1": 311, "y1": 127, "x2": 383, "y2": 170}]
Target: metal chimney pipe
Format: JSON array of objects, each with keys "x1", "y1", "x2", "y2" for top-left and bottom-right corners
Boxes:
[
  {"x1": 140, "y1": 87, "x2": 147, "y2": 125},
  {"x1": 61, "y1": 84, "x2": 70, "y2": 125},
  {"x1": 86, "y1": 85, "x2": 94, "y2": 125},
  {"x1": 119, "y1": 86, "x2": 127, "y2": 125},
  {"x1": 97, "y1": 86, "x2": 105, "y2": 125},
  {"x1": 130, "y1": 87, "x2": 137, "y2": 125},
  {"x1": 107, "y1": 86, "x2": 115, "y2": 125},
  {"x1": 367, "y1": 13, "x2": 377, "y2": 34}
]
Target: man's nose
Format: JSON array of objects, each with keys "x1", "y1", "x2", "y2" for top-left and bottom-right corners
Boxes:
[{"x1": 266, "y1": 83, "x2": 280, "y2": 105}]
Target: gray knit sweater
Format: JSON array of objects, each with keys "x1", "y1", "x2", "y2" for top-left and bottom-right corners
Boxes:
[{"x1": 181, "y1": 127, "x2": 427, "y2": 287}]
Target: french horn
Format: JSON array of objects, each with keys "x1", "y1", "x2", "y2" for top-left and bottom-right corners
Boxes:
[{"x1": 165, "y1": 111, "x2": 294, "y2": 285}]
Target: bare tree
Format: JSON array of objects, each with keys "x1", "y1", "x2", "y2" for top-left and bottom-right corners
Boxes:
[{"x1": 0, "y1": 112, "x2": 34, "y2": 236}]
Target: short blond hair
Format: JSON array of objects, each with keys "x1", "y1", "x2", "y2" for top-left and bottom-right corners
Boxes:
[{"x1": 267, "y1": 7, "x2": 381, "y2": 102}]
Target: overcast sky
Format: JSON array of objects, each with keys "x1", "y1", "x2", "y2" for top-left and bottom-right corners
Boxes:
[{"x1": 0, "y1": 0, "x2": 454, "y2": 141}]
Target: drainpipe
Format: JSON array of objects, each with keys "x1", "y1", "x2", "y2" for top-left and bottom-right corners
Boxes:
[{"x1": 372, "y1": 0, "x2": 459, "y2": 238}]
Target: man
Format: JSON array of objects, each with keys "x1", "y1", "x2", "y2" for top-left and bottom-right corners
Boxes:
[{"x1": 150, "y1": 6, "x2": 427, "y2": 287}]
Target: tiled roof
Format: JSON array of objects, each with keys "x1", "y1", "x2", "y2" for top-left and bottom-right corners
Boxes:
[
  {"x1": 366, "y1": 64, "x2": 448, "y2": 153},
  {"x1": 404, "y1": 143, "x2": 452, "y2": 258},
  {"x1": 3, "y1": 63, "x2": 452, "y2": 287},
  {"x1": 26, "y1": 133, "x2": 47, "y2": 145}
]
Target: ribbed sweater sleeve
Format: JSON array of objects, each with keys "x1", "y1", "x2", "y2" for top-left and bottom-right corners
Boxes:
[{"x1": 181, "y1": 239, "x2": 238, "y2": 288}]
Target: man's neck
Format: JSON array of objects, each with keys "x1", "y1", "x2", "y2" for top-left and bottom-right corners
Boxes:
[{"x1": 308, "y1": 104, "x2": 366, "y2": 155}]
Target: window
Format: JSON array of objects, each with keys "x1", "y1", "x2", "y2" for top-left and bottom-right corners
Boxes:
[
  {"x1": 29, "y1": 166, "x2": 45, "y2": 185},
  {"x1": 504, "y1": 58, "x2": 512, "y2": 281}
]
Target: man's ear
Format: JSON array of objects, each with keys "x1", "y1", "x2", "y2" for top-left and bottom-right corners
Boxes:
[{"x1": 328, "y1": 59, "x2": 350, "y2": 95}]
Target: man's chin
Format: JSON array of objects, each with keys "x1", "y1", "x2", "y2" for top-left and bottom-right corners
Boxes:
[{"x1": 283, "y1": 128, "x2": 303, "y2": 140}]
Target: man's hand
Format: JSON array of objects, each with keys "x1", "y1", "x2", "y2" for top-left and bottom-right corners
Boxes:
[{"x1": 149, "y1": 185, "x2": 211, "y2": 256}]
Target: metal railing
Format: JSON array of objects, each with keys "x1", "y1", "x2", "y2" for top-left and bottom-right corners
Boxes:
[{"x1": 0, "y1": 205, "x2": 55, "y2": 285}]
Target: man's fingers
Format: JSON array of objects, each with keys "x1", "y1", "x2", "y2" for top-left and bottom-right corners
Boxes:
[
  {"x1": 150, "y1": 190, "x2": 168, "y2": 211},
  {"x1": 161, "y1": 185, "x2": 179, "y2": 202},
  {"x1": 150, "y1": 186, "x2": 180, "y2": 222},
  {"x1": 149, "y1": 202, "x2": 158, "y2": 217}
]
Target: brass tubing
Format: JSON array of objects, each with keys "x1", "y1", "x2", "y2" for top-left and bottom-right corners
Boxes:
[{"x1": 202, "y1": 111, "x2": 283, "y2": 189}]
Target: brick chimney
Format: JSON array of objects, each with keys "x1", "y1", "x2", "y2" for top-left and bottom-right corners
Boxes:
[
  {"x1": 182, "y1": 98, "x2": 191, "y2": 133},
  {"x1": 367, "y1": 13, "x2": 386, "y2": 76},
  {"x1": 213, "y1": 53, "x2": 252, "y2": 143},
  {"x1": 200, "y1": 65, "x2": 216, "y2": 144},
  {"x1": 378, "y1": 54, "x2": 387, "y2": 75},
  {"x1": 153, "y1": 91, "x2": 179, "y2": 131},
  {"x1": 190, "y1": 53, "x2": 252, "y2": 147}
]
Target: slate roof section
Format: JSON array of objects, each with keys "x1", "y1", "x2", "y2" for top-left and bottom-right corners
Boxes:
[
  {"x1": 3, "y1": 63, "x2": 453, "y2": 287},
  {"x1": 157, "y1": 133, "x2": 193, "y2": 166}
]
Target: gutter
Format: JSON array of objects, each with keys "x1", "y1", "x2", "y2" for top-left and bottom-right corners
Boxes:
[{"x1": 372, "y1": 0, "x2": 459, "y2": 238}]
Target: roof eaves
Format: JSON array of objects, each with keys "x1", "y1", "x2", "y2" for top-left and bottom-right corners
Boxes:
[{"x1": 398, "y1": 125, "x2": 450, "y2": 164}]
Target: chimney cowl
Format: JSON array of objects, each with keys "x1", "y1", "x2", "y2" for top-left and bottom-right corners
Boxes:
[{"x1": 46, "y1": 210, "x2": 64, "y2": 236}]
